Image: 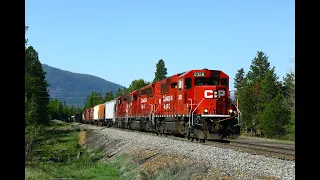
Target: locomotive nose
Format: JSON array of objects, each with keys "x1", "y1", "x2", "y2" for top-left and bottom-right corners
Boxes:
[{"x1": 194, "y1": 86, "x2": 228, "y2": 115}]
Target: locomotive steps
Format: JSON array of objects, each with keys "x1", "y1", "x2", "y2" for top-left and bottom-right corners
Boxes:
[{"x1": 77, "y1": 123, "x2": 295, "y2": 180}]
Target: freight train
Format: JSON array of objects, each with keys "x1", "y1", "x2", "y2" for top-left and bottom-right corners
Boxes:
[{"x1": 74, "y1": 69, "x2": 241, "y2": 142}]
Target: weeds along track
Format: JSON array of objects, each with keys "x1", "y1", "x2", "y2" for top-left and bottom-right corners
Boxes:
[{"x1": 79, "y1": 123, "x2": 295, "y2": 161}]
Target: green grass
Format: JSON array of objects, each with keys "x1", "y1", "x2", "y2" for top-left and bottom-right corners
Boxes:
[
  {"x1": 270, "y1": 133, "x2": 295, "y2": 142},
  {"x1": 49, "y1": 119, "x2": 70, "y2": 127},
  {"x1": 107, "y1": 154, "x2": 140, "y2": 179},
  {"x1": 25, "y1": 121, "x2": 124, "y2": 180},
  {"x1": 239, "y1": 134, "x2": 295, "y2": 144},
  {"x1": 25, "y1": 120, "x2": 203, "y2": 180}
]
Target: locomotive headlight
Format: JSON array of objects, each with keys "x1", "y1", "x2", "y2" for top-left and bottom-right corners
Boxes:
[
  {"x1": 229, "y1": 109, "x2": 233, "y2": 113},
  {"x1": 204, "y1": 108, "x2": 208, "y2": 114}
]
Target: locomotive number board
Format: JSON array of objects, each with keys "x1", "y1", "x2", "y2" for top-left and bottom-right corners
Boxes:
[{"x1": 193, "y1": 72, "x2": 205, "y2": 77}]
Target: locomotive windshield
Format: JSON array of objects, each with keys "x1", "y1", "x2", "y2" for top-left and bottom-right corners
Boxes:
[{"x1": 194, "y1": 78, "x2": 228, "y2": 87}]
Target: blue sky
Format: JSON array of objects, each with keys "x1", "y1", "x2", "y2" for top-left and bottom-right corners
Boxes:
[{"x1": 25, "y1": 0, "x2": 294, "y2": 91}]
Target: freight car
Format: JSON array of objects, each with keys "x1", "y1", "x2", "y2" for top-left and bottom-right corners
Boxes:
[
  {"x1": 81, "y1": 100, "x2": 116, "y2": 127},
  {"x1": 82, "y1": 107, "x2": 94, "y2": 124},
  {"x1": 93, "y1": 103, "x2": 106, "y2": 125},
  {"x1": 80, "y1": 68, "x2": 240, "y2": 142}
]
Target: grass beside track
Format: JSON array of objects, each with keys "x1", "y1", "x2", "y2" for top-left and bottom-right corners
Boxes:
[
  {"x1": 25, "y1": 120, "x2": 192, "y2": 180},
  {"x1": 25, "y1": 120, "x2": 125, "y2": 180}
]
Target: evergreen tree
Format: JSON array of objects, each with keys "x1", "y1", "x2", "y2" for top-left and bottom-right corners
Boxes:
[
  {"x1": 104, "y1": 91, "x2": 115, "y2": 102},
  {"x1": 153, "y1": 59, "x2": 168, "y2": 82},
  {"x1": 234, "y1": 68, "x2": 245, "y2": 90},
  {"x1": 260, "y1": 92, "x2": 290, "y2": 137},
  {"x1": 127, "y1": 79, "x2": 150, "y2": 92},
  {"x1": 84, "y1": 91, "x2": 104, "y2": 108},
  {"x1": 25, "y1": 26, "x2": 50, "y2": 125},
  {"x1": 69, "y1": 105, "x2": 77, "y2": 117},
  {"x1": 57, "y1": 100, "x2": 64, "y2": 119},
  {"x1": 246, "y1": 51, "x2": 271, "y2": 82},
  {"x1": 255, "y1": 68, "x2": 280, "y2": 132},
  {"x1": 237, "y1": 80, "x2": 256, "y2": 130},
  {"x1": 282, "y1": 72, "x2": 295, "y2": 112},
  {"x1": 25, "y1": 25, "x2": 29, "y2": 46},
  {"x1": 123, "y1": 87, "x2": 129, "y2": 94},
  {"x1": 47, "y1": 99, "x2": 78, "y2": 121},
  {"x1": 63, "y1": 100, "x2": 69, "y2": 121},
  {"x1": 237, "y1": 51, "x2": 276, "y2": 134},
  {"x1": 282, "y1": 67, "x2": 295, "y2": 136},
  {"x1": 257, "y1": 68, "x2": 279, "y2": 111},
  {"x1": 115, "y1": 88, "x2": 124, "y2": 98}
]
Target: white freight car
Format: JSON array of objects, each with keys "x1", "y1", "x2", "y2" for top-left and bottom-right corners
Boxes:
[
  {"x1": 93, "y1": 104, "x2": 100, "y2": 122},
  {"x1": 105, "y1": 100, "x2": 115, "y2": 123}
]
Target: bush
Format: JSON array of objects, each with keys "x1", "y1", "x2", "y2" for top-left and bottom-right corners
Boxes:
[
  {"x1": 25, "y1": 125, "x2": 41, "y2": 160},
  {"x1": 260, "y1": 94, "x2": 290, "y2": 138}
]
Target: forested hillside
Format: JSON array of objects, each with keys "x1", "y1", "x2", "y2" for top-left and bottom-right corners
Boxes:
[{"x1": 42, "y1": 64, "x2": 125, "y2": 107}]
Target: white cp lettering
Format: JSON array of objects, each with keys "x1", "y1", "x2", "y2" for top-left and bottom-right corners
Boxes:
[
  {"x1": 218, "y1": 90, "x2": 225, "y2": 97},
  {"x1": 204, "y1": 90, "x2": 225, "y2": 98},
  {"x1": 204, "y1": 90, "x2": 214, "y2": 98}
]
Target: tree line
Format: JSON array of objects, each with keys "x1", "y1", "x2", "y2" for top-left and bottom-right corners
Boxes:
[{"x1": 234, "y1": 51, "x2": 295, "y2": 140}]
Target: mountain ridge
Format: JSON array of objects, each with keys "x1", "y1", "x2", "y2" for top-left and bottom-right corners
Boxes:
[{"x1": 42, "y1": 64, "x2": 125, "y2": 107}]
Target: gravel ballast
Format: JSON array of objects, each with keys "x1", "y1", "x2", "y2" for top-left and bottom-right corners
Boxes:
[{"x1": 79, "y1": 124, "x2": 295, "y2": 180}]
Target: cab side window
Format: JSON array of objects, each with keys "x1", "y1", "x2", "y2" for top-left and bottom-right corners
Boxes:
[{"x1": 185, "y1": 78, "x2": 192, "y2": 89}]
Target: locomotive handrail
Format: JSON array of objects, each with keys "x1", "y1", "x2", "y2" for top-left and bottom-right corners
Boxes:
[
  {"x1": 151, "y1": 104, "x2": 160, "y2": 124},
  {"x1": 234, "y1": 100, "x2": 242, "y2": 125},
  {"x1": 148, "y1": 104, "x2": 154, "y2": 121},
  {"x1": 191, "y1": 98, "x2": 205, "y2": 126},
  {"x1": 188, "y1": 98, "x2": 193, "y2": 127},
  {"x1": 217, "y1": 113, "x2": 238, "y2": 123}
]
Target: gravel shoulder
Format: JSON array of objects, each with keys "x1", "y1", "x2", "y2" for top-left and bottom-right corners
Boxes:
[{"x1": 75, "y1": 123, "x2": 295, "y2": 180}]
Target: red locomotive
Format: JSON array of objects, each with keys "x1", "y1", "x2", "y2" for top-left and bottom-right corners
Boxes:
[{"x1": 81, "y1": 68, "x2": 240, "y2": 142}]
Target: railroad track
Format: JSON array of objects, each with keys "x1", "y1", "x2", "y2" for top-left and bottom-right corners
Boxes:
[
  {"x1": 225, "y1": 140, "x2": 295, "y2": 161},
  {"x1": 78, "y1": 123, "x2": 295, "y2": 161}
]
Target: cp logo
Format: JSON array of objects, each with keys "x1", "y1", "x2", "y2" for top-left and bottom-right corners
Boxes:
[{"x1": 204, "y1": 90, "x2": 225, "y2": 98}]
